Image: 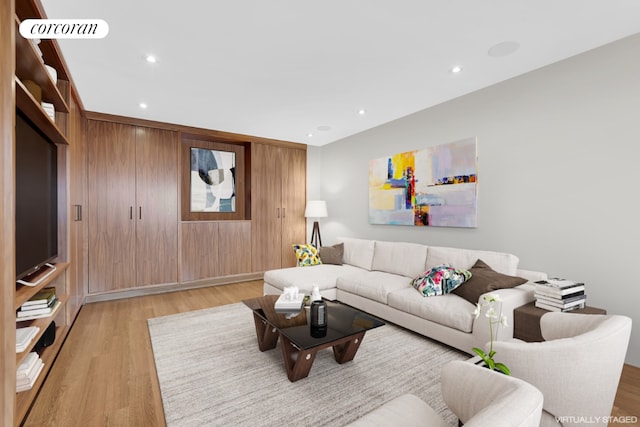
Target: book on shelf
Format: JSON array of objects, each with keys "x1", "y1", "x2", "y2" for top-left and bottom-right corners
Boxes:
[
  {"x1": 535, "y1": 300, "x2": 586, "y2": 312},
  {"x1": 17, "y1": 296, "x2": 58, "y2": 317},
  {"x1": 16, "y1": 326, "x2": 40, "y2": 353},
  {"x1": 16, "y1": 353, "x2": 44, "y2": 393},
  {"x1": 16, "y1": 299, "x2": 62, "y2": 322},
  {"x1": 21, "y1": 287, "x2": 56, "y2": 308}
]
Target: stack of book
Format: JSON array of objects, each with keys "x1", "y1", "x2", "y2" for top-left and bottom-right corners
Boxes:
[
  {"x1": 534, "y1": 278, "x2": 586, "y2": 312},
  {"x1": 16, "y1": 352, "x2": 44, "y2": 392},
  {"x1": 16, "y1": 326, "x2": 40, "y2": 353},
  {"x1": 16, "y1": 288, "x2": 60, "y2": 322},
  {"x1": 41, "y1": 102, "x2": 55, "y2": 121}
]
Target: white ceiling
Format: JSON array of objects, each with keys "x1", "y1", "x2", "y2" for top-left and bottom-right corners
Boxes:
[{"x1": 40, "y1": 1, "x2": 640, "y2": 146}]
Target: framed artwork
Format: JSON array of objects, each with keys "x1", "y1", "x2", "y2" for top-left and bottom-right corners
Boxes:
[
  {"x1": 369, "y1": 137, "x2": 478, "y2": 228},
  {"x1": 181, "y1": 136, "x2": 246, "y2": 221},
  {"x1": 190, "y1": 147, "x2": 236, "y2": 212}
]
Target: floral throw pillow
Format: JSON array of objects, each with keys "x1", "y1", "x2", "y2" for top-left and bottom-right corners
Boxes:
[
  {"x1": 411, "y1": 264, "x2": 472, "y2": 297},
  {"x1": 292, "y1": 244, "x2": 322, "y2": 267}
]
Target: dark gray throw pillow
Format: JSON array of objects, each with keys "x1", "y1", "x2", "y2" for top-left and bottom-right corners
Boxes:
[
  {"x1": 452, "y1": 258, "x2": 528, "y2": 304},
  {"x1": 319, "y1": 243, "x2": 344, "y2": 265}
]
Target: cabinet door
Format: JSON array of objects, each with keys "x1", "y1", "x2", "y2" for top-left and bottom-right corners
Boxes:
[
  {"x1": 135, "y1": 127, "x2": 179, "y2": 286},
  {"x1": 87, "y1": 121, "x2": 137, "y2": 292},
  {"x1": 68, "y1": 98, "x2": 86, "y2": 314},
  {"x1": 280, "y1": 148, "x2": 307, "y2": 268},
  {"x1": 251, "y1": 143, "x2": 282, "y2": 271}
]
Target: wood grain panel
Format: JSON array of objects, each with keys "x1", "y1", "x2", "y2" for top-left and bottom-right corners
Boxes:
[
  {"x1": 251, "y1": 143, "x2": 282, "y2": 271},
  {"x1": 87, "y1": 120, "x2": 137, "y2": 292},
  {"x1": 1, "y1": 0, "x2": 16, "y2": 424},
  {"x1": 68, "y1": 94, "x2": 87, "y2": 320},
  {"x1": 218, "y1": 221, "x2": 252, "y2": 275},
  {"x1": 181, "y1": 222, "x2": 219, "y2": 282},
  {"x1": 135, "y1": 127, "x2": 179, "y2": 286},
  {"x1": 281, "y1": 147, "x2": 307, "y2": 268}
]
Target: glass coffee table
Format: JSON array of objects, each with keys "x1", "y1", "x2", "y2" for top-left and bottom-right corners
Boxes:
[{"x1": 243, "y1": 295, "x2": 385, "y2": 382}]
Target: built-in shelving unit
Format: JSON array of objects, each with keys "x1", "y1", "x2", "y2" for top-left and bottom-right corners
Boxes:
[
  {"x1": 11, "y1": 1, "x2": 78, "y2": 423},
  {"x1": 14, "y1": 263, "x2": 70, "y2": 421}
]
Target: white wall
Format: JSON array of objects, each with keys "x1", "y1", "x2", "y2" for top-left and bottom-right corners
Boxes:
[{"x1": 308, "y1": 33, "x2": 640, "y2": 366}]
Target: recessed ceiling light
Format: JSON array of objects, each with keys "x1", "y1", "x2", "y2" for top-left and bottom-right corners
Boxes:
[
  {"x1": 139, "y1": 103, "x2": 148, "y2": 109},
  {"x1": 451, "y1": 65, "x2": 463, "y2": 74},
  {"x1": 145, "y1": 55, "x2": 157, "y2": 63},
  {"x1": 488, "y1": 41, "x2": 520, "y2": 57},
  {"x1": 358, "y1": 109, "x2": 366, "y2": 115},
  {"x1": 307, "y1": 133, "x2": 313, "y2": 138}
]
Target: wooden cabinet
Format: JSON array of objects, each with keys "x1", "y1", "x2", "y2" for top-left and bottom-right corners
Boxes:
[
  {"x1": 181, "y1": 221, "x2": 252, "y2": 282},
  {"x1": 87, "y1": 121, "x2": 179, "y2": 293},
  {"x1": 251, "y1": 143, "x2": 306, "y2": 271}
]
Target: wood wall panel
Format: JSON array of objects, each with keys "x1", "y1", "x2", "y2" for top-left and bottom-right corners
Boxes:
[
  {"x1": 1, "y1": 0, "x2": 16, "y2": 423},
  {"x1": 181, "y1": 222, "x2": 219, "y2": 282},
  {"x1": 218, "y1": 221, "x2": 252, "y2": 276},
  {"x1": 281, "y1": 148, "x2": 307, "y2": 268},
  {"x1": 251, "y1": 143, "x2": 282, "y2": 271},
  {"x1": 87, "y1": 121, "x2": 137, "y2": 292},
  {"x1": 135, "y1": 127, "x2": 179, "y2": 286},
  {"x1": 63, "y1": 84, "x2": 86, "y2": 322}
]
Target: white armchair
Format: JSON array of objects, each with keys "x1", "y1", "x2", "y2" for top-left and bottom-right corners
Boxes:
[
  {"x1": 347, "y1": 360, "x2": 543, "y2": 427},
  {"x1": 492, "y1": 312, "x2": 632, "y2": 427}
]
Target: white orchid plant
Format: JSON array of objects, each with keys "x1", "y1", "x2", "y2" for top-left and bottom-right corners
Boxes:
[{"x1": 472, "y1": 293, "x2": 511, "y2": 375}]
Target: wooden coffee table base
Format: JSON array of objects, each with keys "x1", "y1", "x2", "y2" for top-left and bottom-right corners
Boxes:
[
  {"x1": 251, "y1": 313, "x2": 279, "y2": 352},
  {"x1": 279, "y1": 331, "x2": 366, "y2": 382}
]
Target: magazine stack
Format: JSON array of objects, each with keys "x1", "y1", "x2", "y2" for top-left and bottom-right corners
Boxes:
[{"x1": 534, "y1": 278, "x2": 586, "y2": 312}]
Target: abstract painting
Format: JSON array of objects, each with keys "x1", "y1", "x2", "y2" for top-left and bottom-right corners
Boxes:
[
  {"x1": 190, "y1": 148, "x2": 236, "y2": 212},
  {"x1": 369, "y1": 137, "x2": 477, "y2": 227}
]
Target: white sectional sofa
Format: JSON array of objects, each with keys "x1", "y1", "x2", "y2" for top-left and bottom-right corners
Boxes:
[{"x1": 264, "y1": 237, "x2": 547, "y2": 353}]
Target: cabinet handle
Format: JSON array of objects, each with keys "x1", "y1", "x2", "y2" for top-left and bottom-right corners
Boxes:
[
  {"x1": 276, "y1": 208, "x2": 280, "y2": 218},
  {"x1": 130, "y1": 206, "x2": 133, "y2": 220},
  {"x1": 74, "y1": 204, "x2": 82, "y2": 221},
  {"x1": 139, "y1": 206, "x2": 142, "y2": 220},
  {"x1": 282, "y1": 208, "x2": 286, "y2": 218}
]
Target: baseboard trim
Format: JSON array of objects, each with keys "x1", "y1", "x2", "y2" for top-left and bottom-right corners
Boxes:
[{"x1": 84, "y1": 273, "x2": 264, "y2": 303}]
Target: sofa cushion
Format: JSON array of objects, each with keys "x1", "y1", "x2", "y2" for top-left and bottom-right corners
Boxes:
[
  {"x1": 411, "y1": 265, "x2": 471, "y2": 297},
  {"x1": 319, "y1": 243, "x2": 344, "y2": 265},
  {"x1": 452, "y1": 259, "x2": 528, "y2": 304},
  {"x1": 426, "y1": 246, "x2": 519, "y2": 275},
  {"x1": 388, "y1": 287, "x2": 476, "y2": 333},
  {"x1": 337, "y1": 237, "x2": 375, "y2": 270},
  {"x1": 337, "y1": 271, "x2": 412, "y2": 305},
  {"x1": 264, "y1": 264, "x2": 360, "y2": 292},
  {"x1": 371, "y1": 240, "x2": 428, "y2": 278},
  {"x1": 292, "y1": 244, "x2": 322, "y2": 267}
]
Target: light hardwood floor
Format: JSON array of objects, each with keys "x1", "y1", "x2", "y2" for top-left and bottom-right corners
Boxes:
[{"x1": 24, "y1": 281, "x2": 640, "y2": 426}]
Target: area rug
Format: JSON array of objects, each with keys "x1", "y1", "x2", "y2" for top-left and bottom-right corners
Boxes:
[{"x1": 148, "y1": 303, "x2": 466, "y2": 427}]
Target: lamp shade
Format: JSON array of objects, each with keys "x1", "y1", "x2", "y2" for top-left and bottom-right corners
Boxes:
[{"x1": 305, "y1": 200, "x2": 328, "y2": 218}]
